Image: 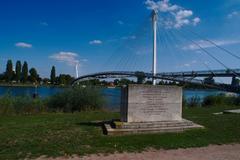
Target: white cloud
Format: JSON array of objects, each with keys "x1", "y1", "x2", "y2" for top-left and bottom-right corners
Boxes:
[
  {"x1": 176, "y1": 10, "x2": 193, "y2": 19},
  {"x1": 193, "y1": 17, "x2": 201, "y2": 26},
  {"x1": 15, "y1": 42, "x2": 32, "y2": 48},
  {"x1": 183, "y1": 40, "x2": 240, "y2": 51},
  {"x1": 121, "y1": 35, "x2": 136, "y2": 40},
  {"x1": 49, "y1": 51, "x2": 80, "y2": 66},
  {"x1": 145, "y1": 0, "x2": 179, "y2": 12},
  {"x1": 145, "y1": 0, "x2": 200, "y2": 28},
  {"x1": 117, "y1": 20, "x2": 124, "y2": 25},
  {"x1": 183, "y1": 63, "x2": 190, "y2": 67},
  {"x1": 40, "y1": 22, "x2": 48, "y2": 26},
  {"x1": 227, "y1": 11, "x2": 239, "y2": 19},
  {"x1": 81, "y1": 59, "x2": 88, "y2": 62},
  {"x1": 179, "y1": 60, "x2": 197, "y2": 68},
  {"x1": 89, "y1": 40, "x2": 103, "y2": 45},
  {"x1": 192, "y1": 60, "x2": 197, "y2": 64}
]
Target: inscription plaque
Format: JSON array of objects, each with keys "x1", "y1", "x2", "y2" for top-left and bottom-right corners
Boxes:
[{"x1": 121, "y1": 84, "x2": 182, "y2": 122}]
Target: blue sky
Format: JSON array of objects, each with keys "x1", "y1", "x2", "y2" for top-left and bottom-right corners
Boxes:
[{"x1": 0, "y1": 0, "x2": 240, "y2": 78}]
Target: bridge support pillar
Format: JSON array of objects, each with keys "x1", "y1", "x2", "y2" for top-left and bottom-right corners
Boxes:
[
  {"x1": 152, "y1": 10, "x2": 157, "y2": 85},
  {"x1": 231, "y1": 76, "x2": 239, "y2": 87}
]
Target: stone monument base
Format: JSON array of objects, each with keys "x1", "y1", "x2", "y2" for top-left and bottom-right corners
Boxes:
[
  {"x1": 104, "y1": 84, "x2": 204, "y2": 135},
  {"x1": 104, "y1": 119, "x2": 203, "y2": 135}
]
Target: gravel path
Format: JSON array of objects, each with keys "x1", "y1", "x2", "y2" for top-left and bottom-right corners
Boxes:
[{"x1": 36, "y1": 144, "x2": 240, "y2": 160}]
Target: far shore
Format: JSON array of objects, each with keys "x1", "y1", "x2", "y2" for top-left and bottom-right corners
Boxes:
[{"x1": 0, "y1": 83, "x2": 69, "y2": 88}]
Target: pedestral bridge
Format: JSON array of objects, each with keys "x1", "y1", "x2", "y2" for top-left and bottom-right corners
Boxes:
[{"x1": 72, "y1": 10, "x2": 240, "y2": 93}]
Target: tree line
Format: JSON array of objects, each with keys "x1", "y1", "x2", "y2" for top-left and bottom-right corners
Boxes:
[{"x1": 0, "y1": 60, "x2": 74, "y2": 85}]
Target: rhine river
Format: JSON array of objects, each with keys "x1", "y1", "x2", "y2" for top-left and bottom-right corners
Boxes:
[{"x1": 0, "y1": 86, "x2": 227, "y2": 110}]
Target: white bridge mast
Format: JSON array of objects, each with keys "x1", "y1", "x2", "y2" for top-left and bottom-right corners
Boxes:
[
  {"x1": 75, "y1": 63, "x2": 79, "y2": 78},
  {"x1": 152, "y1": 10, "x2": 158, "y2": 85}
]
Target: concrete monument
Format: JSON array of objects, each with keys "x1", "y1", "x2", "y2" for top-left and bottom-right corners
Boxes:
[{"x1": 104, "y1": 84, "x2": 203, "y2": 135}]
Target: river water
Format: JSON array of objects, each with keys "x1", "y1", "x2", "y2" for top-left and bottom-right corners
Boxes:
[{"x1": 0, "y1": 86, "x2": 227, "y2": 109}]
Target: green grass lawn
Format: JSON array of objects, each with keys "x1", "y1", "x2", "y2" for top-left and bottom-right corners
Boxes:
[{"x1": 0, "y1": 106, "x2": 240, "y2": 159}]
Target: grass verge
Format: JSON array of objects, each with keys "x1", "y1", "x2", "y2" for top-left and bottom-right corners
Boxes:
[{"x1": 0, "y1": 106, "x2": 240, "y2": 159}]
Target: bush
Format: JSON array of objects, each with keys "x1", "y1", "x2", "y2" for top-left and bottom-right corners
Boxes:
[
  {"x1": 0, "y1": 95, "x2": 47, "y2": 115},
  {"x1": 233, "y1": 96, "x2": 240, "y2": 106},
  {"x1": 0, "y1": 87, "x2": 105, "y2": 115},
  {"x1": 182, "y1": 96, "x2": 187, "y2": 107},
  {"x1": 46, "y1": 87, "x2": 105, "y2": 112},
  {"x1": 202, "y1": 94, "x2": 236, "y2": 107},
  {"x1": 187, "y1": 96, "x2": 201, "y2": 107}
]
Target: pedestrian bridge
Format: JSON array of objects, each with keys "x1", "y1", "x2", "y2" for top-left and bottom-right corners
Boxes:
[{"x1": 72, "y1": 69, "x2": 240, "y2": 93}]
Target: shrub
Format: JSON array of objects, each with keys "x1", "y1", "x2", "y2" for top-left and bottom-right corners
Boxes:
[
  {"x1": 0, "y1": 95, "x2": 14, "y2": 115},
  {"x1": 0, "y1": 95, "x2": 47, "y2": 115},
  {"x1": 202, "y1": 94, "x2": 236, "y2": 107},
  {"x1": 187, "y1": 96, "x2": 201, "y2": 107},
  {"x1": 233, "y1": 96, "x2": 240, "y2": 106},
  {"x1": 46, "y1": 87, "x2": 105, "y2": 112},
  {"x1": 182, "y1": 96, "x2": 187, "y2": 107}
]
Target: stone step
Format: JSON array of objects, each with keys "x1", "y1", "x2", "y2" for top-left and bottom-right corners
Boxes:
[
  {"x1": 114, "y1": 120, "x2": 195, "y2": 129},
  {"x1": 105, "y1": 123, "x2": 203, "y2": 136}
]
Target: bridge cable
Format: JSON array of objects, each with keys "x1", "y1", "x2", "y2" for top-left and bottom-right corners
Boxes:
[
  {"x1": 169, "y1": 28, "x2": 226, "y2": 84},
  {"x1": 103, "y1": 13, "x2": 150, "y2": 72},
  {"x1": 176, "y1": 29, "x2": 240, "y2": 78},
  {"x1": 115, "y1": 14, "x2": 152, "y2": 72},
  {"x1": 168, "y1": 28, "x2": 234, "y2": 88},
  {"x1": 183, "y1": 28, "x2": 240, "y2": 60}
]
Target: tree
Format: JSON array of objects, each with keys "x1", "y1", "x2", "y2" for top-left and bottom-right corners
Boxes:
[
  {"x1": 29, "y1": 68, "x2": 38, "y2": 83},
  {"x1": 5, "y1": 60, "x2": 13, "y2": 82},
  {"x1": 145, "y1": 80, "x2": 152, "y2": 85},
  {"x1": 42, "y1": 78, "x2": 50, "y2": 85},
  {"x1": 119, "y1": 78, "x2": 132, "y2": 85},
  {"x1": 50, "y1": 66, "x2": 56, "y2": 84},
  {"x1": 114, "y1": 79, "x2": 119, "y2": 86},
  {"x1": 58, "y1": 74, "x2": 66, "y2": 85},
  {"x1": 135, "y1": 71, "x2": 146, "y2": 84},
  {"x1": 56, "y1": 74, "x2": 74, "y2": 85},
  {"x1": 159, "y1": 80, "x2": 164, "y2": 85},
  {"x1": 204, "y1": 77, "x2": 215, "y2": 85},
  {"x1": 15, "y1": 61, "x2": 22, "y2": 82},
  {"x1": 22, "y1": 61, "x2": 28, "y2": 83}
]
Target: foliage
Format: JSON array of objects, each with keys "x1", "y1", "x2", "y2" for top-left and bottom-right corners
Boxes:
[
  {"x1": 22, "y1": 61, "x2": 28, "y2": 83},
  {"x1": 15, "y1": 61, "x2": 22, "y2": 82},
  {"x1": 182, "y1": 96, "x2": 187, "y2": 107},
  {"x1": 0, "y1": 87, "x2": 106, "y2": 115},
  {"x1": 202, "y1": 94, "x2": 237, "y2": 107},
  {"x1": 46, "y1": 87, "x2": 105, "y2": 112},
  {"x1": 56, "y1": 74, "x2": 74, "y2": 85},
  {"x1": 187, "y1": 96, "x2": 201, "y2": 107},
  {"x1": 0, "y1": 60, "x2": 74, "y2": 86},
  {"x1": 50, "y1": 66, "x2": 56, "y2": 84},
  {"x1": 5, "y1": 60, "x2": 13, "y2": 82},
  {"x1": 0, "y1": 95, "x2": 46, "y2": 115},
  {"x1": 135, "y1": 71, "x2": 146, "y2": 84},
  {"x1": 29, "y1": 68, "x2": 39, "y2": 83},
  {"x1": 203, "y1": 77, "x2": 215, "y2": 85}
]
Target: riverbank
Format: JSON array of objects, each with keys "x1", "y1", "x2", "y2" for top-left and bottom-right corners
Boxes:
[
  {"x1": 0, "y1": 83, "x2": 70, "y2": 88},
  {"x1": 1, "y1": 105, "x2": 240, "y2": 159}
]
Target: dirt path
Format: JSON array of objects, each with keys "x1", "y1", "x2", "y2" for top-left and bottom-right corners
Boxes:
[{"x1": 36, "y1": 144, "x2": 240, "y2": 160}]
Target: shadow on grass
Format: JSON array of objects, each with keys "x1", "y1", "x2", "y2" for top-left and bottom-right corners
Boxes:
[{"x1": 76, "y1": 120, "x2": 117, "y2": 135}]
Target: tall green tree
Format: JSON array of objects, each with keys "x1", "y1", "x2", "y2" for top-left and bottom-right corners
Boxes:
[
  {"x1": 5, "y1": 60, "x2": 13, "y2": 82},
  {"x1": 29, "y1": 68, "x2": 38, "y2": 83},
  {"x1": 50, "y1": 66, "x2": 56, "y2": 84},
  {"x1": 15, "y1": 61, "x2": 22, "y2": 82},
  {"x1": 22, "y1": 61, "x2": 28, "y2": 83}
]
